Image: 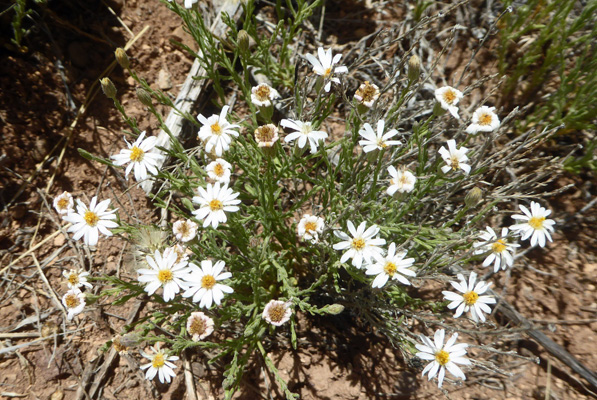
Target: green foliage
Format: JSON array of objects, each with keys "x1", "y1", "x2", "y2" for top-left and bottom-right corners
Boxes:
[{"x1": 498, "y1": 0, "x2": 597, "y2": 132}]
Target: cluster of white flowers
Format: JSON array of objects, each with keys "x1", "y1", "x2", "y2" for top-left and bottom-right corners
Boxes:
[
  {"x1": 434, "y1": 86, "x2": 501, "y2": 135},
  {"x1": 61, "y1": 267, "x2": 93, "y2": 321},
  {"x1": 333, "y1": 221, "x2": 415, "y2": 287},
  {"x1": 85, "y1": 41, "x2": 561, "y2": 392}
]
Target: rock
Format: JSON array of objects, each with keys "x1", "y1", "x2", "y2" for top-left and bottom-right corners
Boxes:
[
  {"x1": 158, "y1": 68, "x2": 172, "y2": 90},
  {"x1": 53, "y1": 234, "x2": 66, "y2": 247}
]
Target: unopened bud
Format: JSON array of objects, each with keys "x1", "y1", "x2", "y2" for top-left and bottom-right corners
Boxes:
[
  {"x1": 408, "y1": 54, "x2": 420, "y2": 83},
  {"x1": 83, "y1": 292, "x2": 100, "y2": 305},
  {"x1": 237, "y1": 30, "x2": 250, "y2": 54},
  {"x1": 432, "y1": 102, "x2": 446, "y2": 117},
  {"x1": 465, "y1": 187, "x2": 483, "y2": 208},
  {"x1": 326, "y1": 304, "x2": 345, "y2": 315},
  {"x1": 112, "y1": 333, "x2": 140, "y2": 354},
  {"x1": 100, "y1": 77, "x2": 117, "y2": 100},
  {"x1": 136, "y1": 87, "x2": 153, "y2": 107},
  {"x1": 115, "y1": 47, "x2": 130, "y2": 69}
]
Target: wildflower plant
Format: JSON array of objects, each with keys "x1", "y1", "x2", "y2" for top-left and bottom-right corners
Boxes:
[{"x1": 72, "y1": 0, "x2": 572, "y2": 397}]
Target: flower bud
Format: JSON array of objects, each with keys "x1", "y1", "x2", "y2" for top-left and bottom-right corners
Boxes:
[
  {"x1": 237, "y1": 30, "x2": 250, "y2": 54},
  {"x1": 408, "y1": 54, "x2": 420, "y2": 83},
  {"x1": 100, "y1": 77, "x2": 117, "y2": 100},
  {"x1": 83, "y1": 292, "x2": 100, "y2": 305},
  {"x1": 326, "y1": 304, "x2": 345, "y2": 315},
  {"x1": 136, "y1": 87, "x2": 153, "y2": 107},
  {"x1": 115, "y1": 47, "x2": 130, "y2": 69},
  {"x1": 465, "y1": 187, "x2": 483, "y2": 208}
]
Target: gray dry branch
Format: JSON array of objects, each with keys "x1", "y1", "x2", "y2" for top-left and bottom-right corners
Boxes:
[{"x1": 140, "y1": 0, "x2": 244, "y2": 194}]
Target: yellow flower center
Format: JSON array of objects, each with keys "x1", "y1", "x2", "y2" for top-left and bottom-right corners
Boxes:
[
  {"x1": 528, "y1": 216, "x2": 545, "y2": 230},
  {"x1": 84, "y1": 211, "x2": 100, "y2": 227},
  {"x1": 304, "y1": 221, "x2": 318, "y2": 233},
  {"x1": 157, "y1": 269, "x2": 173, "y2": 283},
  {"x1": 355, "y1": 81, "x2": 378, "y2": 103},
  {"x1": 351, "y1": 238, "x2": 366, "y2": 251},
  {"x1": 463, "y1": 291, "x2": 479, "y2": 305},
  {"x1": 211, "y1": 122, "x2": 222, "y2": 135},
  {"x1": 479, "y1": 113, "x2": 493, "y2": 126},
  {"x1": 65, "y1": 294, "x2": 80, "y2": 308},
  {"x1": 383, "y1": 262, "x2": 397, "y2": 277},
  {"x1": 435, "y1": 350, "x2": 450, "y2": 366},
  {"x1": 213, "y1": 163, "x2": 225, "y2": 177},
  {"x1": 268, "y1": 303, "x2": 287, "y2": 323},
  {"x1": 68, "y1": 273, "x2": 79, "y2": 286},
  {"x1": 492, "y1": 239, "x2": 506, "y2": 253},
  {"x1": 323, "y1": 67, "x2": 332, "y2": 77},
  {"x1": 201, "y1": 275, "x2": 216, "y2": 289},
  {"x1": 129, "y1": 146, "x2": 144, "y2": 162},
  {"x1": 57, "y1": 197, "x2": 70, "y2": 210},
  {"x1": 450, "y1": 156, "x2": 460, "y2": 170},
  {"x1": 255, "y1": 85, "x2": 271, "y2": 102},
  {"x1": 189, "y1": 317, "x2": 207, "y2": 336},
  {"x1": 399, "y1": 174, "x2": 410, "y2": 185},
  {"x1": 152, "y1": 353, "x2": 165, "y2": 368},
  {"x1": 209, "y1": 199, "x2": 223, "y2": 211},
  {"x1": 443, "y1": 89, "x2": 456, "y2": 104}
]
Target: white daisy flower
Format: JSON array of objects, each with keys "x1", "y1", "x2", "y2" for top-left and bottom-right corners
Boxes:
[
  {"x1": 250, "y1": 83, "x2": 280, "y2": 107},
  {"x1": 434, "y1": 86, "x2": 463, "y2": 119},
  {"x1": 365, "y1": 243, "x2": 416, "y2": 288},
  {"x1": 387, "y1": 166, "x2": 417, "y2": 195},
  {"x1": 262, "y1": 299, "x2": 292, "y2": 326},
  {"x1": 205, "y1": 158, "x2": 232, "y2": 184},
  {"x1": 473, "y1": 227, "x2": 520, "y2": 272},
  {"x1": 140, "y1": 344, "x2": 179, "y2": 384},
  {"x1": 197, "y1": 105, "x2": 240, "y2": 157},
  {"x1": 466, "y1": 106, "x2": 500, "y2": 134},
  {"x1": 305, "y1": 47, "x2": 349, "y2": 92},
  {"x1": 254, "y1": 124, "x2": 280, "y2": 148},
  {"x1": 53, "y1": 191, "x2": 74, "y2": 214},
  {"x1": 442, "y1": 272, "x2": 496, "y2": 323},
  {"x1": 416, "y1": 329, "x2": 471, "y2": 388},
  {"x1": 111, "y1": 131, "x2": 162, "y2": 181},
  {"x1": 137, "y1": 249, "x2": 191, "y2": 302},
  {"x1": 163, "y1": 244, "x2": 189, "y2": 264},
  {"x1": 358, "y1": 120, "x2": 401, "y2": 153},
  {"x1": 182, "y1": 260, "x2": 234, "y2": 309},
  {"x1": 172, "y1": 219, "x2": 198, "y2": 242},
  {"x1": 439, "y1": 139, "x2": 471, "y2": 175},
  {"x1": 192, "y1": 182, "x2": 241, "y2": 229},
  {"x1": 62, "y1": 288, "x2": 86, "y2": 321},
  {"x1": 281, "y1": 119, "x2": 328, "y2": 154},
  {"x1": 297, "y1": 214, "x2": 325, "y2": 243},
  {"x1": 62, "y1": 196, "x2": 118, "y2": 247},
  {"x1": 186, "y1": 312, "x2": 214, "y2": 341},
  {"x1": 510, "y1": 201, "x2": 556, "y2": 248},
  {"x1": 63, "y1": 269, "x2": 92, "y2": 290},
  {"x1": 354, "y1": 81, "x2": 380, "y2": 108},
  {"x1": 333, "y1": 221, "x2": 386, "y2": 269}
]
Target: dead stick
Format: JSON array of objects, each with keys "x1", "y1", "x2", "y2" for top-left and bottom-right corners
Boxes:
[
  {"x1": 496, "y1": 299, "x2": 597, "y2": 391},
  {"x1": 183, "y1": 350, "x2": 199, "y2": 400},
  {"x1": 141, "y1": 0, "x2": 244, "y2": 194},
  {"x1": 85, "y1": 300, "x2": 144, "y2": 399}
]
